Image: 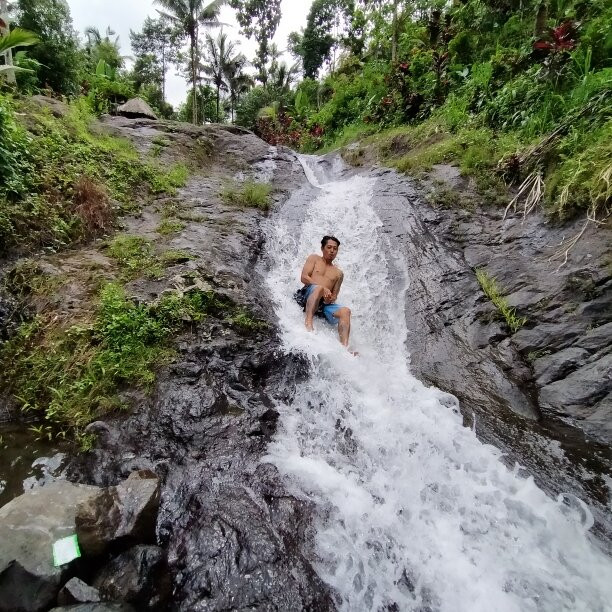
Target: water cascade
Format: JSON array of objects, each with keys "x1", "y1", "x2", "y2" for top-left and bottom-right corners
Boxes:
[{"x1": 263, "y1": 155, "x2": 612, "y2": 612}]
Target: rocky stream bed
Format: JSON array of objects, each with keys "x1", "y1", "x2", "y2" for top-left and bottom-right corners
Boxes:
[{"x1": 0, "y1": 114, "x2": 610, "y2": 611}]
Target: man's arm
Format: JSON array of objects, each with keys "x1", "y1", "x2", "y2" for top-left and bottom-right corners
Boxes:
[
  {"x1": 328, "y1": 270, "x2": 344, "y2": 302},
  {"x1": 300, "y1": 254, "x2": 318, "y2": 285}
]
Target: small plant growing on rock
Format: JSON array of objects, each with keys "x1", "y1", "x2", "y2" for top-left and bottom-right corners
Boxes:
[
  {"x1": 221, "y1": 180, "x2": 272, "y2": 210},
  {"x1": 156, "y1": 218, "x2": 186, "y2": 236},
  {"x1": 159, "y1": 249, "x2": 194, "y2": 266},
  {"x1": 106, "y1": 234, "x2": 162, "y2": 279},
  {"x1": 475, "y1": 268, "x2": 527, "y2": 333}
]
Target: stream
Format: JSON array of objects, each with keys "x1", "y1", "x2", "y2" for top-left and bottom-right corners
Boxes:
[{"x1": 262, "y1": 155, "x2": 612, "y2": 611}]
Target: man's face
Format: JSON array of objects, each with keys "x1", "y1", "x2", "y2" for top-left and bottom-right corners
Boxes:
[{"x1": 321, "y1": 240, "x2": 339, "y2": 262}]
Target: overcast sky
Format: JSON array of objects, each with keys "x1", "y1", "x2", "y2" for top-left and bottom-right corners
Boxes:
[{"x1": 66, "y1": 0, "x2": 313, "y2": 107}]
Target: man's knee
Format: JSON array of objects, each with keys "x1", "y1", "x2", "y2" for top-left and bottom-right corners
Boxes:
[
  {"x1": 338, "y1": 307, "x2": 351, "y2": 320},
  {"x1": 310, "y1": 285, "x2": 324, "y2": 297}
]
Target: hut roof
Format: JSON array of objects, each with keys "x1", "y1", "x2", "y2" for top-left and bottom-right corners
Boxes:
[{"x1": 117, "y1": 98, "x2": 157, "y2": 119}]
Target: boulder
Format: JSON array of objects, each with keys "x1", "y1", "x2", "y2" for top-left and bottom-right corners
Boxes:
[
  {"x1": 75, "y1": 470, "x2": 160, "y2": 556},
  {"x1": 539, "y1": 353, "x2": 612, "y2": 425},
  {"x1": 57, "y1": 578, "x2": 101, "y2": 606},
  {"x1": 533, "y1": 347, "x2": 590, "y2": 386},
  {"x1": 116, "y1": 98, "x2": 157, "y2": 120},
  {"x1": 92, "y1": 546, "x2": 171, "y2": 611},
  {"x1": 0, "y1": 480, "x2": 100, "y2": 612}
]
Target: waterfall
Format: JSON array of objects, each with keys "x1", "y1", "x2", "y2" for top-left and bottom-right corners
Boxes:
[{"x1": 262, "y1": 155, "x2": 612, "y2": 612}]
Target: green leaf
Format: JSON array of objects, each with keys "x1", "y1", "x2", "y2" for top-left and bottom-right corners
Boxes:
[{"x1": 0, "y1": 28, "x2": 39, "y2": 54}]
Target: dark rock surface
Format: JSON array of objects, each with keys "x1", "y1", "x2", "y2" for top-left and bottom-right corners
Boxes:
[
  {"x1": 92, "y1": 545, "x2": 170, "y2": 610},
  {"x1": 50, "y1": 605, "x2": 135, "y2": 612},
  {"x1": 76, "y1": 470, "x2": 160, "y2": 556},
  {"x1": 65, "y1": 118, "x2": 335, "y2": 610}
]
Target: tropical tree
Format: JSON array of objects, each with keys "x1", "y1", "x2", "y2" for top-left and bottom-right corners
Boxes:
[
  {"x1": 224, "y1": 52, "x2": 251, "y2": 122},
  {"x1": 154, "y1": 0, "x2": 226, "y2": 124},
  {"x1": 130, "y1": 16, "x2": 179, "y2": 103},
  {"x1": 84, "y1": 26, "x2": 124, "y2": 71},
  {"x1": 202, "y1": 30, "x2": 239, "y2": 122},
  {"x1": 15, "y1": 0, "x2": 82, "y2": 95},
  {"x1": 229, "y1": 0, "x2": 281, "y2": 87}
]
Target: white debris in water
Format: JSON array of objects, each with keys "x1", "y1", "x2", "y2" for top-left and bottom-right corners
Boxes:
[{"x1": 262, "y1": 155, "x2": 612, "y2": 612}]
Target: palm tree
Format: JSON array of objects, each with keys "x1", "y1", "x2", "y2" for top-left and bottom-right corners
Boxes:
[
  {"x1": 224, "y1": 53, "x2": 251, "y2": 123},
  {"x1": 84, "y1": 26, "x2": 125, "y2": 71},
  {"x1": 269, "y1": 61, "x2": 300, "y2": 94},
  {"x1": 155, "y1": 0, "x2": 225, "y2": 124},
  {"x1": 202, "y1": 30, "x2": 238, "y2": 123}
]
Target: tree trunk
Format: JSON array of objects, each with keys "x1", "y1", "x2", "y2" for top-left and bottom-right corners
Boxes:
[
  {"x1": 391, "y1": 0, "x2": 399, "y2": 64},
  {"x1": 534, "y1": 2, "x2": 548, "y2": 37},
  {"x1": 190, "y1": 31, "x2": 198, "y2": 124},
  {"x1": 216, "y1": 85, "x2": 220, "y2": 123},
  {"x1": 0, "y1": 0, "x2": 15, "y2": 84},
  {"x1": 161, "y1": 44, "x2": 166, "y2": 103}
]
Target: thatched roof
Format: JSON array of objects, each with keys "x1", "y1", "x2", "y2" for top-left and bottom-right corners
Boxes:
[{"x1": 116, "y1": 98, "x2": 157, "y2": 120}]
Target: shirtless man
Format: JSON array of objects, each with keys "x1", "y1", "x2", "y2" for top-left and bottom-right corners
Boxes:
[{"x1": 300, "y1": 235, "x2": 352, "y2": 347}]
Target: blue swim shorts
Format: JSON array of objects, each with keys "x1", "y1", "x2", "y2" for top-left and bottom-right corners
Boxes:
[{"x1": 303, "y1": 284, "x2": 345, "y2": 325}]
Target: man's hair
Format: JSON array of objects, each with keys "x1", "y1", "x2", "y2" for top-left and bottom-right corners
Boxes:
[{"x1": 321, "y1": 235, "x2": 340, "y2": 248}]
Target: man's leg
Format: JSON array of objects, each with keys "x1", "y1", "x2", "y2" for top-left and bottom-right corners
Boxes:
[
  {"x1": 333, "y1": 307, "x2": 351, "y2": 346},
  {"x1": 305, "y1": 285, "x2": 324, "y2": 331}
]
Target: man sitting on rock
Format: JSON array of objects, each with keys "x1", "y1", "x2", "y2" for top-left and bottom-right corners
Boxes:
[{"x1": 297, "y1": 235, "x2": 352, "y2": 348}]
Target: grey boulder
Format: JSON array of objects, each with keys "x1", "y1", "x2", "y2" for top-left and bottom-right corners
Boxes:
[
  {"x1": 0, "y1": 480, "x2": 100, "y2": 612},
  {"x1": 75, "y1": 470, "x2": 160, "y2": 556},
  {"x1": 57, "y1": 577, "x2": 101, "y2": 605}
]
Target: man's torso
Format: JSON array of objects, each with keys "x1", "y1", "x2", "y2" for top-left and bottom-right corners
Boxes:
[{"x1": 309, "y1": 255, "x2": 341, "y2": 291}]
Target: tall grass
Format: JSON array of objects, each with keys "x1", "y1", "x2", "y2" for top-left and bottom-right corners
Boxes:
[{"x1": 475, "y1": 268, "x2": 527, "y2": 333}]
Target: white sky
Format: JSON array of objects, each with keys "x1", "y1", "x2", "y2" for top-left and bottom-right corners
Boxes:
[{"x1": 66, "y1": 0, "x2": 313, "y2": 107}]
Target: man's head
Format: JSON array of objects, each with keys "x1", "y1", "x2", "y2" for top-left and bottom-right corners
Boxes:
[{"x1": 321, "y1": 235, "x2": 340, "y2": 263}]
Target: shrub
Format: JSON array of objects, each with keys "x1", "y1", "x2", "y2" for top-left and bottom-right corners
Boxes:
[
  {"x1": 0, "y1": 98, "x2": 188, "y2": 254},
  {"x1": 221, "y1": 180, "x2": 272, "y2": 210}
]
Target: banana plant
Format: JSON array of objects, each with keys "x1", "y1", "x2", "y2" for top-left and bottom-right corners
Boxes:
[{"x1": 0, "y1": 27, "x2": 38, "y2": 75}]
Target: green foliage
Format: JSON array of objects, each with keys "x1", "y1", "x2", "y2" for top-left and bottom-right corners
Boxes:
[
  {"x1": 230, "y1": 0, "x2": 282, "y2": 85},
  {"x1": 475, "y1": 269, "x2": 527, "y2": 333},
  {"x1": 0, "y1": 27, "x2": 38, "y2": 66},
  {"x1": 235, "y1": 85, "x2": 283, "y2": 130},
  {"x1": 157, "y1": 218, "x2": 186, "y2": 235},
  {"x1": 0, "y1": 283, "x2": 215, "y2": 443},
  {"x1": 0, "y1": 97, "x2": 189, "y2": 254},
  {"x1": 15, "y1": 0, "x2": 82, "y2": 95},
  {"x1": 288, "y1": 0, "x2": 611, "y2": 219},
  {"x1": 221, "y1": 179, "x2": 272, "y2": 210},
  {"x1": 107, "y1": 235, "x2": 157, "y2": 279},
  {"x1": 226, "y1": 308, "x2": 267, "y2": 333},
  {"x1": 0, "y1": 279, "x2": 267, "y2": 444},
  {"x1": 178, "y1": 85, "x2": 219, "y2": 124},
  {"x1": 159, "y1": 249, "x2": 194, "y2": 265}
]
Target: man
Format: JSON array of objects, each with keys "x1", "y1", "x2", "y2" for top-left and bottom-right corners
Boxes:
[{"x1": 299, "y1": 235, "x2": 352, "y2": 347}]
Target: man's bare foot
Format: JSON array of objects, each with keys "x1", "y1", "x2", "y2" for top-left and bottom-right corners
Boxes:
[{"x1": 305, "y1": 320, "x2": 314, "y2": 331}]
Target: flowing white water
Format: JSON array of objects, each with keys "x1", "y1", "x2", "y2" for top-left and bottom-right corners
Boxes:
[{"x1": 263, "y1": 156, "x2": 612, "y2": 612}]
